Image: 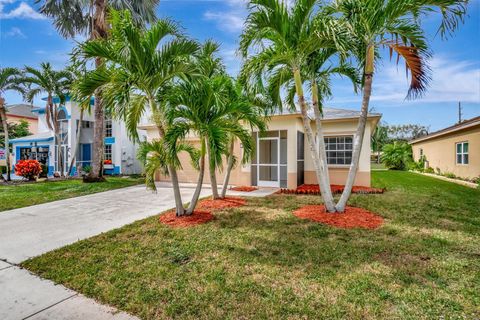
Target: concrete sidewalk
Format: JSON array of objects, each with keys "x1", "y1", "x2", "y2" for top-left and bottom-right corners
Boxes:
[{"x1": 0, "y1": 184, "x2": 211, "y2": 320}]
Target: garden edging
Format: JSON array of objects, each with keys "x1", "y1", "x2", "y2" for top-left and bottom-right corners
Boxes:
[{"x1": 410, "y1": 171, "x2": 479, "y2": 189}]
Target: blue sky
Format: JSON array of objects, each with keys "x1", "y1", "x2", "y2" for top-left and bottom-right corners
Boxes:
[{"x1": 1, "y1": 0, "x2": 479, "y2": 131}]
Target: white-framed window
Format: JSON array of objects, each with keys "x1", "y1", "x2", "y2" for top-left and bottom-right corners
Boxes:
[
  {"x1": 456, "y1": 142, "x2": 469, "y2": 165},
  {"x1": 325, "y1": 136, "x2": 353, "y2": 165},
  {"x1": 104, "y1": 144, "x2": 112, "y2": 161},
  {"x1": 104, "y1": 115, "x2": 112, "y2": 137}
]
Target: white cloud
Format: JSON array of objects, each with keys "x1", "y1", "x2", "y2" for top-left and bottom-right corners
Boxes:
[
  {"x1": 203, "y1": 0, "x2": 247, "y2": 33},
  {"x1": 330, "y1": 56, "x2": 480, "y2": 106},
  {"x1": 3, "y1": 26, "x2": 26, "y2": 38},
  {"x1": 0, "y1": 1, "x2": 45, "y2": 20},
  {"x1": 203, "y1": 0, "x2": 295, "y2": 33}
]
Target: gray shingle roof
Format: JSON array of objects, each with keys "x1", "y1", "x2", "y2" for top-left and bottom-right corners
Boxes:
[
  {"x1": 6, "y1": 104, "x2": 38, "y2": 119},
  {"x1": 275, "y1": 106, "x2": 381, "y2": 120}
]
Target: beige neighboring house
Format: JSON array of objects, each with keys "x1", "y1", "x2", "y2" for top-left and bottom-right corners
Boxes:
[
  {"x1": 139, "y1": 107, "x2": 381, "y2": 189},
  {"x1": 1, "y1": 104, "x2": 39, "y2": 167},
  {"x1": 409, "y1": 116, "x2": 480, "y2": 180},
  {"x1": 5, "y1": 104, "x2": 39, "y2": 134}
]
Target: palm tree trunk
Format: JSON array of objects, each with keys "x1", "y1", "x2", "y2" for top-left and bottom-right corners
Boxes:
[
  {"x1": 86, "y1": 0, "x2": 108, "y2": 183},
  {"x1": 220, "y1": 137, "x2": 235, "y2": 199},
  {"x1": 311, "y1": 80, "x2": 336, "y2": 210},
  {"x1": 206, "y1": 139, "x2": 220, "y2": 199},
  {"x1": 335, "y1": 44, "x2": 375, "y2": 213},
  {"x1": 293, "y1": 68, "x2": 336, "y2": 212},
  {"x1": 154, "y1": 112, "x2": 186, "y2": 216},
  {"x1": 187, "y1": 138, "x2": 206, "y2": 214},
  {"x1": 0, "y1": 99, "x2": 11, "y2": 181},
  {"x1": 68, "y1": 108, "x2": 84, "y2": 176}
]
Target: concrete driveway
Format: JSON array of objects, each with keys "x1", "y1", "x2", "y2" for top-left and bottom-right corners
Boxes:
[
  {"x1": 0, "y1": 183, "x2": 211, "y2": 264},
  {"x1": 0, "y1": 183, "x2": 211, "y2": 320}
]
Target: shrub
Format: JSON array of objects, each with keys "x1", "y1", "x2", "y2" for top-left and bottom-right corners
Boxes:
[
  {"x1": 14, "y1": 160, "x2": 42, "y2": 181},
  {"x1": 381, "y1": 142, "x2": 413, "y2": 170},
  {"x1": 443, "y1": 172, "x2": 456, "y2": 179},
  {"x1": 39, "y1": 164, "x2": 48, "y2": 178},
  {"x1": 425, "y1": 167, "x2": 434, "y2": 174},
  {"x1": 435, "y1": 167, "x2": 441, "y2": 175}
]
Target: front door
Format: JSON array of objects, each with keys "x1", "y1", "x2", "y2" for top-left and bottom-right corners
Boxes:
[{"x1": 257, "y1": 136, "x2": 280, "y2": 187}]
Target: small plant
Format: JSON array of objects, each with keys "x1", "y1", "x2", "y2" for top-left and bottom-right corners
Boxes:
[
  {"x1": 82, "y1": 165, "x2": 92, "y2": 174},
  {"x1": 39, "y1": 164, "x2": 48, "y2": 178},
  {"x1": 425, "y1": 167, "x2": 434, "y2": 174},
  {"x1": 14, "y1": 160, "x2": 42, "y2": 181},
  {"x1": 435, "y1": 167, "x2": 441, "y2": 175},
  {"x1": 443, "y1": 172, "x2": 456, "y2": 179}
]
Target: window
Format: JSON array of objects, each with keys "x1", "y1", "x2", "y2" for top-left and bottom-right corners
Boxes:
[
  {"x1": 456, "y1": 142, "x2": 469, "y2": 165},
  {"x1": 104, "y1": 144, "x2": 112, "y2": 161},
  {"x1": 325, "y1": 136, "x2": 353, "y2": 165},
  {"x1": 104, "y1": 115, "x2": 112, "y2": 137},
  {"x1": 420, "y1": 148, "x2": 424, "y2": 157}
]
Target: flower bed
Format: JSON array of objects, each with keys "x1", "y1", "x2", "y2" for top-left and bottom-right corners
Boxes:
[
  {"x1": 280, "y1": 184, "x2": 385, "y2": 195},
  {"x1": 229, "y1": 186, "x2": 258, "y2": 192},
  {"x1": 293, "y1": 205, "x2": 383, "y2": 229}
]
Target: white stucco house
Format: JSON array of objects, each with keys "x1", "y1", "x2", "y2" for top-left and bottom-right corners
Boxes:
[{"x1": 10, "y1": 96, "x2": 144, "y2": 177}]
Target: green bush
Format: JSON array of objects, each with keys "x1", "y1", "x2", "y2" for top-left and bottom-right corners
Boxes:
[
  {"x1": 443, "y1": 172, "x2": 456, "y2": 179},
  {"x1": 425, "y1": 167, "x2": 434, "y2": 174},
  {"x1": 0, "y1": 166, "x2": 5, "y2": 174},
  {"x1": 39, "y1": 164, "x2": 48, "y2": 178},
  {"x1": 381, "y1": 142, "x2": 413, "y2": 170}
]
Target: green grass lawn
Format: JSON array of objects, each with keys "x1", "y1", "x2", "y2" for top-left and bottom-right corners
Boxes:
[
  {"x1": 371, "y1": 162, "x2": 387, "y2": 170},
  {"x1": 0, "y1": 176, "x2": 144, "y2": 212},
  {"x1": 22, "y1": 171, "x2": 480, "y2": 319}
]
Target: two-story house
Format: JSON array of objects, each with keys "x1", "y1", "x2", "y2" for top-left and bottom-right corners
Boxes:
[{"x1": 10, "y1": 97, "x2": 144, "y2": 177}]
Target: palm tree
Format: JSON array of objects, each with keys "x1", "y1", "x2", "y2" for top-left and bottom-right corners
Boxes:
[
  {"x1": 36, "y1": 0, "x2": 160, "y2": 182},
  {"x1": 74, "y1": 10, "x2": 199, "y2": 216},
  {"x1": 193, "y1": 41, "x2": 230, "y2": 199},
  {"x1": 220, "y1": 79, "x2": 268, "y2": 198},
  {"x1": 0, "y1": 67, "x2": 24, "y2": 181},
  {"x1": 164, "y1": 74, "x2": 253, "y2": 211},
  {"x1": 328, "y1": 0, "x2": 467, "y2": 212},
  {"x1": 22, "y1": 63, "x2": 72, "y2": 177},
  {"x1": 240, "y1": 0, "x2": 348, "y2": 212}
]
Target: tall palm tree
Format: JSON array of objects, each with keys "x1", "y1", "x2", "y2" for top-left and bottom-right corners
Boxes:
[
  {"x1": 240, "y1": 0, "x2": 348, "y2": 212},
  {"x1": 0, "y1": 67, "x2": 24, "y2": 181},
  {"x1": 328, "y1": 0, "x2": 467, "y2": 212},
  {"x1": 36, "y1": 0, "x2": 160, "y2": 182},
  {"x1": 220, "y1": 79, "x2": 268, "y2": 198},
  {"x1": 22, "y1": 63, "x2": 72, "y2": 176},
  {"x1": 74, "y1": 10, "x2": 199, "y2": 215}
]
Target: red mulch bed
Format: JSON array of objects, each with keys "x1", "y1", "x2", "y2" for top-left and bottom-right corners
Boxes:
[
  {"x1": 198, "y1": 196, "x2": 247, "y2": 210},
  {"x1": 159, "y1": 197, "x2": 246, "y2": 228},
  {"x1": 159, "y1": 210, "x2": 214, "y2": 228},
  {"x1": 230, "y1": 186, "x2": 258, "y2": 192},
  {"x1": 281, "y1": 184, "x2": 385, "y2": 195},
  {"x1": 293, "y1": 205, "x2": 383, "y2": 229}
]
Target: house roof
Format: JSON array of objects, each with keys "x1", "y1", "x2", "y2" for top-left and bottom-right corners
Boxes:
[
  {"x1": 273, "y1": 106, "x2": 381, "y2": 120},
  {"x1": 409, "y1": 116, "x2": 480, "y2": 144},
  {"x1": 10, "y1": 131, "x2": 54, "y2": 144},
  {"x1": 6, "y1": 104, "x2": 39, "y2": 119}
]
